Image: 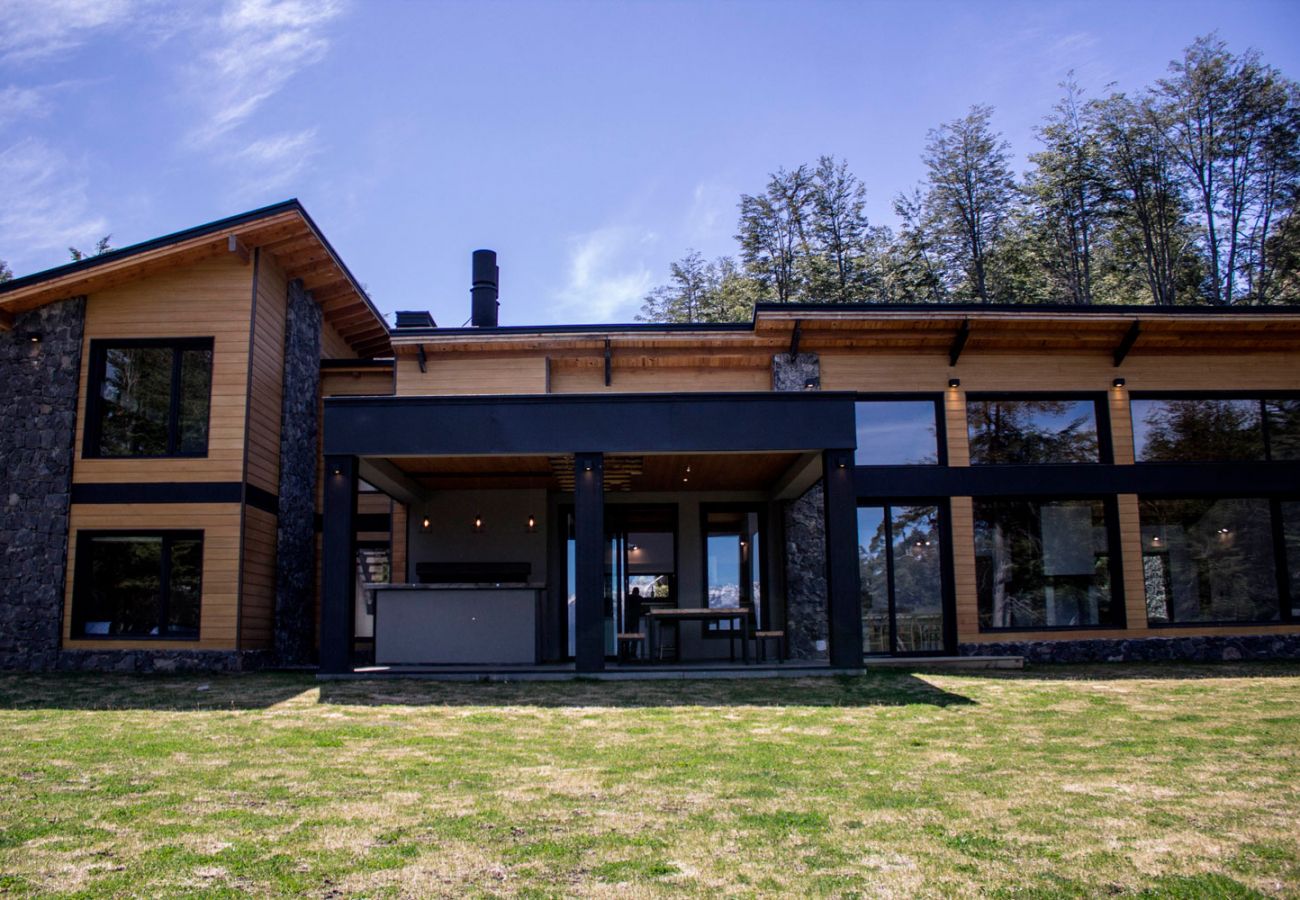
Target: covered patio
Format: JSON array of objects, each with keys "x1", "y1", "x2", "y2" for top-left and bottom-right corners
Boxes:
[{"x1": 319, "y1": 392, "x2": 864, "y2": 675}]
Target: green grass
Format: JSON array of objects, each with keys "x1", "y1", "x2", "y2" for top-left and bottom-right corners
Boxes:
[{"x1": 0, "y1": 663, "x2": 1298, "y2": 897}]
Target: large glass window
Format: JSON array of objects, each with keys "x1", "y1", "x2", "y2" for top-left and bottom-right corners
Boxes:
[
  {"x1": 86, "y1": 339, "x2": 213, "y2": 457},
  {"x1": 854, "y1": 401, "x2": 940, "y2": 465},
  {"x1": 967, "y1": 398, "x2": 1101, "y2": 464},
  {"x1": 1131, "y1": 396, "x2": 1300, "y2": 462},
  {"x1": 1140, "y1": 498, "x2": 1280, "y2": 625},
  {"x1": 974, "y1": 499, "x2": 1117, "y2": 630},
  {"x1": 858, "y1": 504, "x2": 945, "y2": 654},
  {"x1": 71, "y1": 532, "x2": 203, "y2": 639},
  {"x1": 1283, "y1": 502, "x2": 1300, "y2": 619},
  {"x1": 703, "y1": 509, "x2": 763, "y2": 632}
]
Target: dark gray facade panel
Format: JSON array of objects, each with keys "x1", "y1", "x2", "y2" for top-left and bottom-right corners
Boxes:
[
  {"x1": 0, "y1": 297, "x2": 85, "y2": 671},
  {"x1": 275, "y1": 278, "x2": 323, "y2": 665},
  {"x1": 323, "y1": 393, "x2": 858, "y2": 457}
]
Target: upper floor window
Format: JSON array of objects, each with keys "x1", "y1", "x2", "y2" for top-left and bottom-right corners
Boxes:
[
  {"x1": 1132, "y1": 396, "x2": 1300, "y2": 462},
  {"x1": 967, "y1": 397, "x2": 1102, "y2": 465},
  {"x1": 854, "y1": 400, "x2": 941, "y2": 465},
  {"x1": 85, "y1": 339, "x2": 213, "y2": 458}
]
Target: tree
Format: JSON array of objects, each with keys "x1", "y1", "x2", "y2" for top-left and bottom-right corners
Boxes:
[
  {"x1": 921, "y1": 105, "x2": 1019, "y2": 302},
  {"x1": 1093, "y1": 93, "x2": 1197, "y2": 305},
  {"x1": 69, "y1": 235, "x2": 113, "y2": 262},
  {"x1": 636, "y1": 251, "x2": 757, "y2": 324},
  {"x1": 884, "y1": 188, "x2": 947, "y2": 302},
  {"x1": 1025, "y1": 76, "x2": 1107, "y2": 304},
  {"x1": 1158, "y1": 35, "x2": 1300, "y2": 304},
  {"x1": 807, "y1": 156, "x2": 877, "y2": 302},
  {"x1": 0, "y1": 259, "x2": 11, "y2": 283},
  {"x1": 737, "y1": 165, "x2": 815, "y2": 303}
]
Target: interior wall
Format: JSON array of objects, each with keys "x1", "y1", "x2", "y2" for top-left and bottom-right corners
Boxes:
[{"x1": 409, "y1": 489, "x2": 549, "y2": 584}]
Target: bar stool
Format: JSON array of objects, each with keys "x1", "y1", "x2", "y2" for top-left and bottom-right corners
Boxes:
[
  {"x1": 616, "y1": 632, "x2": 645, "y2": 663},
  {"x1": 754, "y1": 630, "x2": 786, "y2": 663}
]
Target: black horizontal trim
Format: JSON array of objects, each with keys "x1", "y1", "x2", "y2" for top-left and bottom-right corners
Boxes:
[
  {"x1": 245, "y1": 483, "x2": 279, "y2": 516},
  {"x1": 71, "y1": 482, "x2": 282, "y2": 512},
  {"x1": 854, "y1": 462, "x2": 1300, "y2": 499},
  {"x1": 324, "y1": 392, "x2": 858, "y2": 457},
  {"x1": 320, "y1": 358, "x2": 395, "y2": 370}
]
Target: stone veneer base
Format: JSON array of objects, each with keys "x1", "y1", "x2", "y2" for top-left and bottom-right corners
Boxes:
[
  {"x1": 55, "y1": 649, "x2": 275, "y2": 674},
  {"x1": 961, "y1": 634, "x2": 1300, "y2": 664}
]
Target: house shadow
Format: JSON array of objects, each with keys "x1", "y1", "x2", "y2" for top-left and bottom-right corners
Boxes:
[
  {"x1": 0, "y1": 671, "x2": 318, "y2": 711},
  {"x1": 964, "y1": 659, "x2": 1300, "y2": 683},
  {"x1": 316, "y1": 670, "x2": 977, "y2": 710}
]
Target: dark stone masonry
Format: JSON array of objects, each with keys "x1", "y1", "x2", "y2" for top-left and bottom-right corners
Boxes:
[
  {"x1": 962, "y1": 634, "x2": 1300, "y2": 664},
  {"x1": 0, "y1": 298, "x2": 85, "y2": 671},
  {"x1": 274, "y1": 278, "x2": 323, "y2": 665},
  {"x1": 773, "y1": 351, "x2": 830, "y2": 660},
  {"x1": 58, "y1": 649, "x2": 273, "y2": 674}
]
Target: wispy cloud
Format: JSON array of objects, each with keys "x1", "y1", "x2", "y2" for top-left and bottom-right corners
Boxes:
[
  {"x1": 230, "y1": 127, "x2": 319, "y2": 199},
  {"x1": 0, "y1": 0, "x2": 138, "y2": 64},
  {"x1": 549, "y1": 226, "x2": 657, "y2": 324},
  {"x1": 0, "y1": 85, "x2": 50, "y2": 129},
  {"x1": 0, "y1": 138, "x2": 108, "y2": 270},
  {"x1": 188, "y1": 0, "x2": 345, "y2": 146}
]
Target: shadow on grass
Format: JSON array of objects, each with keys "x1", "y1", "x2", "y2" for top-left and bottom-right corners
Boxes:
[
  {"x1": 946, "y1": 659, "x2": 1300, "y2": 682},
  {"x1": 0, "y1": 670, "x2": 977, "y2": 711}
]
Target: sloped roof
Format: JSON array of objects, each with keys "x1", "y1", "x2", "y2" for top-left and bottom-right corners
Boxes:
[{"x1": 0, "y1": 200, "x2": 390, "y2": 357}]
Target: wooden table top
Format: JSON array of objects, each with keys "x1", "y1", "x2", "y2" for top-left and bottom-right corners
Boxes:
[{"x1": 643, "y1": 607, "x2": 751, "y2": 620}]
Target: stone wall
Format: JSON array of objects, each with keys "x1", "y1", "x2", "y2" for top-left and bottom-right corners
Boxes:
[
  {"x1": 274, "y1": 278, "x2": 322, "y2": 665},
  {"x1": 58, "y1": 649, "x2": 273, "y2": 674},
  {"x1": 0, "y1": 298, "x2": 85, "y2": 671},
  {"x1": 773, "y1": 351, "x2": 829, "y2": 660},
  {"x1": 961, "y1": 634, "x2": 1300, "y2": 664}
]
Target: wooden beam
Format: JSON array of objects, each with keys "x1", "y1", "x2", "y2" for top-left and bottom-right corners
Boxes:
[
  {"x1": 284, "y1": 260, "x2": 338, "y2": 282},
  {"x1": 299, "y1": 270, "x2": 346, "y2": 292},
  {"x1": 327, "y1": 307, "x2": 379, "y2": 331},
  {"x1": 226, "y1": 234, "x2": 250, "y2": 265},
  {"x1": 1113, "y1": 319, "x2": 1141, "y2": 367},
  {"x1": 276, "y1": 246, "x2": 331, "y2": 271},
  {"x1": 948, "y1": 318, "x2": 971, "y2": 366}
]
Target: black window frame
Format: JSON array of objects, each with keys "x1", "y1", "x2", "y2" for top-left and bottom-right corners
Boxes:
[
  {"x1": 1136, "y1": 492, "x2": 1298, "y2": 627},
  {"x1": 83, "y1": 337, "x2": 216, "y2": 459},
  {"x1": 973, "y1": 493, "x2": 1127, "y2": 633},
  {"x1": 852, "y1": 392, "x2": 948, "y2": 467},
  {"x1": 70, "y1": 529, "x2": 204, "y2": 641},
  {"x1": 1128, "y1": 390, "x2": 1300, "y2": 464},
  {"x1": 699, "y1": 502, "x2": 771, "y2": 638},
  {"x1": 965, "y1": 392, "x2": 1113, "y2": 466}
]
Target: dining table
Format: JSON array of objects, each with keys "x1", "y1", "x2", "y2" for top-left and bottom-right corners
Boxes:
[{"x1": 643, "y1": 606, "x2": 754, "y2": 664}]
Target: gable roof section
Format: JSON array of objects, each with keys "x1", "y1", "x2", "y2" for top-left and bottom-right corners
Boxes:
[{"x1": 0, "y1": 200, "x2": 390, "y2": 357}]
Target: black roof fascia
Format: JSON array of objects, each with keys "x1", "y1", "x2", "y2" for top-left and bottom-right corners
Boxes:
[
  {"x1": 323, "y1": 391, "x2": 858, "y2": 457},
  {"x1": 751, "y1": 301, "x2": 1300, "y2": 317},
  {"x1": 389, "y1": 321, "x2": 753, "y2": 339}
]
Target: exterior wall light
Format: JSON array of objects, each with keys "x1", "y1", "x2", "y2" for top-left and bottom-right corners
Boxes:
[
  {"x1": 420, "y1": 516, "x2": 432, "y2": 533},
  {"x1": 1113, "y1": 377, "x2": 1126, "y2": 388},
  {"x1": 948, "y1": 378, "x2": 960, "y2": 388},
  {"x1": 28, "y1": 333, "x2": 42, "y2": 344},
  {"x1": 526, "y1": 515, "x2": 537, "y2": 533},
  {"x1": 473, "y1": 515, "x2": 484, "y2": 533}
]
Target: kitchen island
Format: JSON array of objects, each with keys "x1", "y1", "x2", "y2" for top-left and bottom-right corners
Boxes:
[{"x1": 369, "y1": 583, "x2": 543, "y2": 666}]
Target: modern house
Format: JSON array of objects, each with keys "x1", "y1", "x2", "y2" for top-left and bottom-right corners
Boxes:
[{"x1": 1, "y1": 200, "x2": 1298, "y2": 675}]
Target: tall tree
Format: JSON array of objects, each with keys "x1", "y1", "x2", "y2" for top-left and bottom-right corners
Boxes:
[
  {"x1": 921, "y1": 105, "x2": 1018, "y2": 302},
  {"x1": 885, "y1": 188, "x2": 947, "y2": 302},
  {"x1": 737, "y1": 165, "x2": 815, "y2": 303},
  {"x1": 1158, "y1": 35, "x2": 1300, "y2": 304},
  {"x1": 1093, "y1": 93, "x2": 1196, "y2": 305},
  {"x1": 636, "y1": 251, "x2": 757, "y2": 323},
  {"x1": 807, "y1": 155, "x2": 875, "y2": 302},
  {"x1": 1025, "y1": 77, "x2": 1107, "y2": 304},
  {"x1": 0, "y1": 259, "x2": 11, "y2": 283}
]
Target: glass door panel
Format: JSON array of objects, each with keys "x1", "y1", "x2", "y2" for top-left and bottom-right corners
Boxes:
[
  {"x1": 857, "y1": 507, "x2": 890, "y2": 654},
  {"x1": 704, "y1": 509, "x2": 763, "y2": 632},
  {"x1": 858, "y1": 503, "x2": 948, "y2": 655}
]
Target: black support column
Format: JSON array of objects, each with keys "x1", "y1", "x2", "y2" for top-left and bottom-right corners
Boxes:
[
  {"x1": 319, "y1": 454, "x2": 358, "y2": 675},
  {"x1": 573, "y1": 452, "x2": 605, "y2": 672},
  {"x1": 822, "y1": 448, "x2": 864, "y2": 669}
]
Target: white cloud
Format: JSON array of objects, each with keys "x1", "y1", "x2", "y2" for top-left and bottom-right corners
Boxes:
[
  {"x1": 549, "y1": 226, "x2": 658, "y2": 324},
  {"x1": 0, "y1": 0, "x2": 137, "y2": 64},
  {"x1": 0, "y1": 85, "x2": 50, "y2": 129},
  {"x1": 188, "y1": 0, "x2": 345, "y2": 146},
  {"x1": 0, "y1": 138, "x2": 108, "y2": 271},
  {"x1": 230, "y1": 127, "x2": 319, "y2": 200}
]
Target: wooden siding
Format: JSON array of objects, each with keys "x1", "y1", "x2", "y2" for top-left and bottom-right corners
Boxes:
[
  {"x1": 62, "y1": 503, "x2": 243, "y2": 650},
  {"x1": 548, "y1": 364, "x2": 770, "y2": 393},
  {"x1": 321, "y1": 315, "x2": 359, "y2": 361},
  {"x1": 321, "y1": 367, "x2": 394, "y2": 397},
  {"x1": 395, "y1": 355, "x2": 548, "y2": 395},
  {"x1": 238, "y1": 506, "x2": 278, "y2": 650},
  {"x1": 73, "y1": 256, "x2": 254, "y2": 485},
  {"x1": 245, "y1": 254, "x2": 288, "y2": 496}
]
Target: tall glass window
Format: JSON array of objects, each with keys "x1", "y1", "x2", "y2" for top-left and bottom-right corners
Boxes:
[
  {"x1": 858, "y1": 505, "x2": 945, "y2": 654},
  {"x1": 967, "y1": 399, "x2": 1100, "y2": 464},
  {"x1": 1132, "y1": 399, "x2": 1265, "y2": 462},
  {"x1": 1140, "y1": 498, "x2": 1280, "y2": 624},
  {"x1": 86, "y1": 339, "x2": 214, "y2": 457},
  {"x1": 1265, "y1": 399, "x2": 1300, "y2": 461},
  {"x1": 854, "y1": 401, "x2": 940, "y2": 465},
  {"x1": 71, "y1": 532, "x2": 203, "y2": 639},
  {"x1": 974, "y1": 499, "x2": 1117, "y2": 630},
  {"x1": 1283, "y1": 502, "x2": 1300, "y2": 618},
  {"x1": 704, "y1": 509, "x2": 763, "y2": 632}
]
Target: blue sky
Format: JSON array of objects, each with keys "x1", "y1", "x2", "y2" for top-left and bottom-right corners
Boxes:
[{"x1": 3, "y1": 0, "x2": 1298, "y2": 327}]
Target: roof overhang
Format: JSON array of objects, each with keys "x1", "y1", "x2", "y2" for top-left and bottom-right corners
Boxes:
[{"x1": 0, "y1": 200, "x2": 390, "y2": 357}]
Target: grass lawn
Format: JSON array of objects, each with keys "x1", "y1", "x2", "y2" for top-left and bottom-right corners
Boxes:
[{"x1": 0, "y1": 665, "x2": 1298, "y2": 898}]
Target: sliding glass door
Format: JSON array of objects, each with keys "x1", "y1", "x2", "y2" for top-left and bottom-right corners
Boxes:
[{"x1": 857, "y1": 503, "x2": 950, "y2": 655}]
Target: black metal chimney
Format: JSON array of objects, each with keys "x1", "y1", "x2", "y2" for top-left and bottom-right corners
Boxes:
[{"x1": 471, "y1": 249, "x2": 498, "y2": 328}]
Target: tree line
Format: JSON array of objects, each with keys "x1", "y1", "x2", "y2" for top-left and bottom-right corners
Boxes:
[{"x1": 638, "y1": 35, "x2": 1300, "y2": 323}]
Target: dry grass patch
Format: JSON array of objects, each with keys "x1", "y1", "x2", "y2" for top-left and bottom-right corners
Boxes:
[{"x1": 0, "y1": 664, "x2": 1298, "y2": 897}]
